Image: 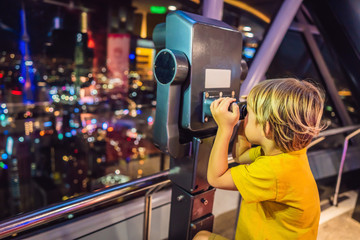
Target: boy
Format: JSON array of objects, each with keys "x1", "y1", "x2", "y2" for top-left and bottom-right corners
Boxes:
[{"x1": 194, "y1": 78, "x2": 324, "y2": 240}]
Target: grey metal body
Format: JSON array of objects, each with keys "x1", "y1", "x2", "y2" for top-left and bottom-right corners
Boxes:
[{"x1": 152, "y1": 10, "x2": 246, "y2": 239}]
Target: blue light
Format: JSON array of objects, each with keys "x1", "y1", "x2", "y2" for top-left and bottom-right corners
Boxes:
[
  {"x1": 65, "y1": 132, "x2": 72, "y2": 138},
  {"x1": 54, "y1": 17, "x2": 61, "y2": 29},
  {"x1": 91, "y1": 119, "x2": 97, "y2": 124},
  {"x1": 71, "y1": 129, "x2": 77, "y2": 136},
  {"x1": 19, "y1": 137, "x2": 24, "y2": 142},
  {"x1": 6, "y1": 137, "x2": 13, "y2": 155},
  {"x1": 129, "y1": 53, "x2": 135, "y2": 60},
  {"x1": 44, "y1": 121, "x2": 52, "y2": 127},
  {"x1": 136, "y1": 109, "x2": 142, "y2": 115},
  {"x1": 243, "y1": 47, "x2": 256, "y2": 59},
  {"x1": 19, "y1": 7, "x2": 35, "y2": 104},
  {"x1": 147, "y1": 116, "x2": 153, "y2": 123},
  {"x1": 3, "y1": 130, "x2": 8, "y2": 135},
  {"x1": 102, "y1": 122, "x2": 108, "y2": 130},
  {"x1": 35, "y1": 138, "x2": 40, "y2": 144},
  {"x1": 74, "y1": 108, "x2": 79, "y2": 113},
  {"x1": 1, "y1": 153, "x2": 8, "y2": 160},
  {"x1": 18, "y1": 76, "x2": 25, "y2": 83}
]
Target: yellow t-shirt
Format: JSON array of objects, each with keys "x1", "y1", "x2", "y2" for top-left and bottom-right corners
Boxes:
[{"x1": 231, "y1": 146, "x2": 320, "y2": 240}]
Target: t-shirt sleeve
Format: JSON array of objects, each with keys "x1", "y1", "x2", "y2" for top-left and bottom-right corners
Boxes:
[
  {"x1": 231, "y1": 157, "x2": 277, "y2": 203},
  {"x1": 248, "y1": 146, "x2": 262, "y2": 161}
]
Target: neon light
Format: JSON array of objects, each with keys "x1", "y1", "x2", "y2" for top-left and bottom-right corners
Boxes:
[
  {"x1": 150, "y1": 6, "x2": 167, "y2": 14},
  {"x1": 54, "y1": 17, "x2": 61, "y2": 29},
  {"x1": 224, "y1": 0, "x2": 270, "y2": 23},
  {"x1": 2, "y1": 153, "x2": 8, "y2": 159},
  {"x1": 11, "y1": 90, "x2": 22, "y2": 95},
  {"x1": 20, "y1": 7, "x2": 35, "y2": 103},
  {"x1": 44, "y1": 121, "x2": 52, "y2": 127},
  {"x1": 88, "y1": 38, "x2": 95, "y2": 48}
]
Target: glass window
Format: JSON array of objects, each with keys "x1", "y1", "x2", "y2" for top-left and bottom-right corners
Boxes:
[
  {"x1": 314, "y1": 35, "x2": 360, "y2": 124},
  {"x1": 222, "y1": 0, "x2": 283, "y2": 65},
  {"x1": 0, "y1": 0, "x2": 183, "y2": 221},
  {"x1": 266, "y1": 30, "x2": 346, "y2": 152}
]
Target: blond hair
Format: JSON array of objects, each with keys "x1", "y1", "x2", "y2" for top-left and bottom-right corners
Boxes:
[{"x1": 247, "y1": 78, "x2": 325, "y2": 152}]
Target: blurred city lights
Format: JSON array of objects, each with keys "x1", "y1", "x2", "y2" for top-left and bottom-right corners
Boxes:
[
  {"x1": 242, "y1": 26, "x2": 252, "y2": 31},
  {"x1": 0, "y1": 162, "x2": 8, "y2": 169},
  {"x1": 58, "y1": 133, "x2": 64, "y2": 140}
]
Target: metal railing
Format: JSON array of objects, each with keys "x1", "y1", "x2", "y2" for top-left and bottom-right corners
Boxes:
[
  {"x1": 302, "y1": 125, "x2": 360, "y2": 206},
  {"x1": 333, "y1": 128, "x2": 360, "y2": 206},
  {"x1": 0, "y1": 171, "x2": 170, "y2": 239},
  {"x1": 143, "y1": 181, "x2": 170, "y2": 240},
  {"x1": 1, "y1": 125, "x2": 360, "y2": 239}
]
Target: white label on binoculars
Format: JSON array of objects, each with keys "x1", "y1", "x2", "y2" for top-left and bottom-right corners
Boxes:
[{"x1": 205, "y1": 69, "x2": 231, "y2": 88}]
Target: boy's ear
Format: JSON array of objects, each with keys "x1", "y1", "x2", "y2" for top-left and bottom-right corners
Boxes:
[{"x1": 265, "y1": 121, "x2": 272, "y2": 138}]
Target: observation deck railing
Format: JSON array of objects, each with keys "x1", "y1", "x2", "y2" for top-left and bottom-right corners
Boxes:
[
  {"x1": 1, "y1": 125, "x2": 360, "y2": 239},
  {"x1": 0, "y1": 171, "x2": 170, "y2": 239}
]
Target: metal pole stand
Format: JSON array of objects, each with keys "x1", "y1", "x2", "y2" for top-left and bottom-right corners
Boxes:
[{"x1": 168, "y1": 136, "x2": 216, "y2": 240}]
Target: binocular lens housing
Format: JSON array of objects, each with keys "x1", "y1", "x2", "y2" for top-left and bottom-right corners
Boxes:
[{"x1": 230, "y1": 102, "x2": 247, "y2": 120}]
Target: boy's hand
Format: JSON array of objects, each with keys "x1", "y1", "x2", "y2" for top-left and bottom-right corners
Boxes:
[
  {"x1": 237, "y1": 116, "x2": 247, "y2": 139},
  {"x1": 210, "y1": 97, "x2": 239, "y2": 132}
]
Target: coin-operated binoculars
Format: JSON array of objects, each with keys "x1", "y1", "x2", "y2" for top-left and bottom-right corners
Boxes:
[{"x1": 152, "y1": 11, "x2": 248, "y2": 240}]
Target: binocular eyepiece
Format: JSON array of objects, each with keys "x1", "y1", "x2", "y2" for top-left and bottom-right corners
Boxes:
[
  {"x1": 202, "y1": 96, "x2": 247, "y2": 123},
  {"x1": 231, "y1": 102, "x2": 247, "y2": 120}
]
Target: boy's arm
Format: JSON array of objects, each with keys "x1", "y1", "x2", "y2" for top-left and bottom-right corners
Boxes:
[
  {"x1": 208, "y1": 128, "x2": 237, "y2": 190},
  {"x1": 232, "y1": 121, "x2": 253, "y2": 164},
  {"x1": 207, "y1": 98, "x2": 238, "y2": 191}
]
